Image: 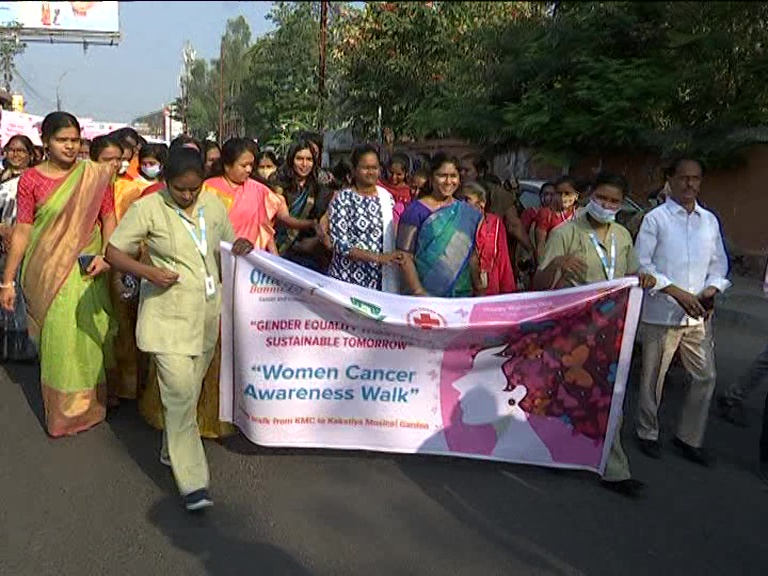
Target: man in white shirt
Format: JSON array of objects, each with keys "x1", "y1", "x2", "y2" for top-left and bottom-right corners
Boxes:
[{"x1": 634, "y1": 158, "x2": 730, "y2": 466}]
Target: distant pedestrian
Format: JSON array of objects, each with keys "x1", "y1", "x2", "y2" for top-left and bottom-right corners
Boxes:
[{"x1": 717, "y1": 266, "x2": 768, "y2": 429}]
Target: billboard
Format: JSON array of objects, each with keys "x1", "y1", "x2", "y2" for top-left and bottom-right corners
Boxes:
[
  {"x1": 0, "y1": 2, "x2": 119, "y2": 37},
  {"x1": 0, "y1": 110, "x2": 127, "y2": 146}
]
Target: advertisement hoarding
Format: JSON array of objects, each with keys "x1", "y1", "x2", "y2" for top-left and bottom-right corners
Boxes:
[{"x1": 0, "y1": 2, "x2": 119, "y2": 40}]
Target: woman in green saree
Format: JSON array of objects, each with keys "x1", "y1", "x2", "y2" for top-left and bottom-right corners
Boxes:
[{"x1": 0, "y1": 112, "x2": 117, "y2": 437}]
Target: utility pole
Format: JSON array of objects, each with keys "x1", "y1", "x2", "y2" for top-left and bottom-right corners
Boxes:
[
  {"x1": 218, "y1": 38, "x2": 224, "y2": 145},
  {"x1": 317, "y1": 0, "x2": 328, "y2": 131},
  {"x1": 55, "y1": 69, "x2": 70, "y2": 111},
  {"x1": 180, "y1": 42, "x2": 196, "y2": 136}
]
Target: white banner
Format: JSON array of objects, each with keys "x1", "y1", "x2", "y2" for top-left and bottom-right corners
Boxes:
[
  {"x1": 220, "y1": 247, "x2": 643, "y2": 473},
  {"x1": 0, "y1": 110, "x2": 126, "y2": 147}
]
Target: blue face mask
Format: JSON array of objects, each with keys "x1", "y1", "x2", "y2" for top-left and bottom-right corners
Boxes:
[
  {"x1": 586, "y1": 198, "x2": 620, "y2": 224},
  {"x1": 142, "y1": 165, "x2": 162, "y2": 179}
]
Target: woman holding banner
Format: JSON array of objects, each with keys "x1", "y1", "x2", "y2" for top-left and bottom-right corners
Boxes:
[
  {"x1": 396, "y1": 152, "x2": 484, "y2": 297},
  {"x1": 106, "y1": 147, "x2": 253, "y2": 511},
  {"x1": 134, "y1": 137, "x2": 317, "y2": 440},
  {"x1": 0, "y1": 112, "x2": 117, "y2": 437},
  {"x1": 534, "y1": 172, "x2": 655, "y2": 498},
  {"x1": 273, "y1": 138, "x2": 333, "y2": 272},
  {"x1": 326, "y1": 143, "x2": 404, "y2": 293}
]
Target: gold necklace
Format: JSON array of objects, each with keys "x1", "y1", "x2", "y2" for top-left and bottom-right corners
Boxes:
[{"x1": 223, "y1": 175, "x2": 243, "y2": 191}]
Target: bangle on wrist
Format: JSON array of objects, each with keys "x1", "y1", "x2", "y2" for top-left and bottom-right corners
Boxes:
[{"x1": 0, "y1": 280, "x2": 15, "y2": 289}]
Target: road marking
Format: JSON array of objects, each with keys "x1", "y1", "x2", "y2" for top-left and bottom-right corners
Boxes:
[{"x1": 499, "y1": 469, "x2": 545, "y2": 494}]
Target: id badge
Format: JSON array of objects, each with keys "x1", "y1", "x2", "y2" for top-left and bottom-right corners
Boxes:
[
  {"x1": 479, "y1": 271, "x2": 489, "y2": 289},
  {"x1": 204, "y1": 275, "x2": 216, "y2": 299}
]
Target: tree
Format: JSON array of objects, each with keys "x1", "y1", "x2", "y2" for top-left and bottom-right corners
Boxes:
[
  {"x1": 175, "y1": 57, "x2": 217, "y2": 141},
  {"x1": 490, "y1": 2, "x2": 768, "y2": 166},
  {"x1": 331, "y1": 2, "x2": 532, "y2": 140},
  {"x1": 239, "y1": 2, "x2": 325, "y2": 148},
  {"x1": 0, "y1": 23, "x2": 26, "y2": 93},
  {"x1": 218, "y1": 15, "x2": 253, "y2": 140},
  {"x1": 175, "y1": 16, "x2": 253, "y2": 141}
]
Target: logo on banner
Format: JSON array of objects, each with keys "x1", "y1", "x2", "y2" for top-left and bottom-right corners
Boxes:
[
  {"x1": 406, "y1": 308, "x2": 446, "y2": 330},
  {"x1": 249, "y1": 268, "x2": 302, "y2": 296},
  {"x1": 350, "y1": 297, "x2": 385, "y2": 321}
]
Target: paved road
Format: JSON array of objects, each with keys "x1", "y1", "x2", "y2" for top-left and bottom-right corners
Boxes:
[{"x1": 2, "y1": 315, "x2": 768, "y2": 576}]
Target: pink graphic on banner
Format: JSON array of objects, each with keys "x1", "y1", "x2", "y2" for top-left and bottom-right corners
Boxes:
[{"x1": 439, "y1": 287, "x2": 629, "y2": 467}]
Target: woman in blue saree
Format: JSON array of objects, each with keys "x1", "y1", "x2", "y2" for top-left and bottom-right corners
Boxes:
[{"x1": 396, "y1": 153, "x2": 483, "y2": 297}]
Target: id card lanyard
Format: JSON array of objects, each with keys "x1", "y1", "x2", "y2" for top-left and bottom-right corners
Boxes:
[
  {"x1": 588, "y1": 231, "x2": 616, "y2": 281},
  {"x1": 175, "y1": 207, "x2": 216, "y2": 299}
]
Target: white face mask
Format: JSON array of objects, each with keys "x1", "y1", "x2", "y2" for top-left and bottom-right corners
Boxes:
[
  {"x1": 141, "y1": 165, "x2": 161, "y2": 179},
  {"x1": 586, "y1": 198, "x2": 620, "y2": 224},
  {"x1": 118, "y1": 160, "x2": 130, "y2": 175}
]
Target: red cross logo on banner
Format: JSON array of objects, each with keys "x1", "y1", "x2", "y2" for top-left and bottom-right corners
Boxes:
[{"x1": 406, "y1": 308, "x2": 446, "y2": 330}]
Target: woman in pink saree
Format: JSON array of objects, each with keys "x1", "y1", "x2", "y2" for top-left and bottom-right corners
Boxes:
[{"x1": 203, "y1": 138, "x2": 315, "y2": 251}]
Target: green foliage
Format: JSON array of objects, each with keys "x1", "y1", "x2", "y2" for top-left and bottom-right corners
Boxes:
[
  {"x1": 332, "y1": 2, "x2": 528, "y2": 140},
  {"x1": 240, "y1": 2, "x2": 324, "y2": 146},
  {"x1": 179, "y1": 1, "x2": 768, "y2": 168},
  {"x1": 176, "y1": 58, "x2": 217, "y2": 141},
  {"x1": 0, "y1": 22, "x2": 26, "y2": 93},
  {"x1": 493, "y1": 1, "x2": 768, "y2": 166}
]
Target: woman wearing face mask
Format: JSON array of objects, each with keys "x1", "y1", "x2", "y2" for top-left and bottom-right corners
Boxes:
[
  {"x1": 106, "y1": 147, "x2": 253, "y2": 511},
  {"x1": 534, "y1": 172, "x2": 655, "y2": 291},
  {"x1": 532, "y1": 172, "x2": 655, "y2": 497},
  {"x1": 0, "y1": 112, "x2": 117, "y2": 437},
  {"x1": 273, "y1": 139, "x2": 333, "y2": 272},
  {"x1": 112, "y1": 143, "x2": 168, "y2": 223},
  {"x1": 396, "y1": 152, "x2": 484, "y2": 297},
  {"x1": 255, "y1": 149, "x2": 279, "y2": 181},
  {"x1": 0, "y1": 135, "x2": 38, "y2": 362},
  {"x1": 109, "y1": 127, "x2": 144, "y2": 181},
  {"x1": 137, "y1": 143, "x2": 168, "y2": 184}
]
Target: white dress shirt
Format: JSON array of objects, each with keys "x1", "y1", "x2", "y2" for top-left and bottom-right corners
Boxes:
[{"x1": 635, "y1": 197, "x2": 731, "y2": 326}]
